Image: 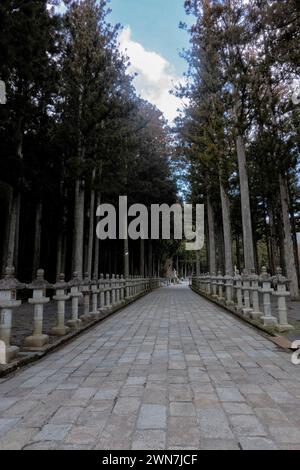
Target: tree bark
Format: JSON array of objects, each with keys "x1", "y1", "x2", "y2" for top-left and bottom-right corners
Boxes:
[
  {"x1": 6, "y1": 191, "x2": 20, "y2": 269},
  {"x1": 148, "y1": 240, "x2": 153, "y2": 277},
  {"x1": 32, "y1": 200, "x2": 43, "y2": 276},
  {"x1": 220, "y1": 181, "x2": 233, "y2": 274},
  {"x1": 72, "y1": 179, "x2": 85, "y2": 278},
  {"x1": 140, "y1": 238, "x2": 145, "y2": 276},
  {"x1": 207, "y1": 195, "x2": 216, "y2": 275},
  {"x1": 279, "y1": 173, "x2": 299, "y2": 299},
  {"x1": 1, "y1": 185, "x2": 13, "y2": 272},
  {"x1": 93, "y1": 193, "x2": 101, "y2": 278},
  {"x1": 269, "y1": 204, "x2": 280, "y2": 273},
  {"x1": 87, "y1": 173, "x2": 95, "y2": 278},
  {"x1": 236, "y1": 135, "x2": 255, "y2": 273},
  {"x1": 124, "y1": 238, "x2": 129, "y2": 278}
]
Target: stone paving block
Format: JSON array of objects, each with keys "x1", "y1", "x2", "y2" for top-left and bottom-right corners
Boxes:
[
  {"x1": 168, "y1": 384, "x2": 193, "y2": 402},
  {"x1": 222, "y1": 403, "x2": 254, "y2": 415},
  {"x1": 0, "y1": 426, "x2": 37, "y2": 450},
  {"x1": 197, "y1": 407, "x2": 234, "y2": 439},
  {"x1": 49, "y1": 406, "x2": 83, "y2": 425},
  {"x1": 33, "y1": 424, "x2": 72, "y2": 442},
  {"x1": 216, "y1": 387, "x2": 245, "y2": 403},
  {"x1": 239, "y1": 437, "x2": 278, "y2": 450},
  {"x1": 112, "y1": 397, "x2": 141, "y2": 416},
  {"x1": 0, "y1": 418, "x2": 20, "y2": 438},
  {"x1": 170, "y1": 402, "x2": 196, "y2": 417},
  {"x1": 0, "y1": 398, "x2": 18, "y2": 412},
  {"x1": 64, "y1": 425, "x2": 101, "y2": 445},
  {"x1": 229, "y1": 415, "x2": 267, "y2": 437},
  {"x1": 132, "y1": 430, "x2": 166, "y2": 450},
  {"x1": 168, "y1": 417, "x2": 199, "y2": 447},
  {"x1": 2, "y1": 400, "x2": 37, "y2": 418},
  {"x1": 199, "y1": 438, "x2": 240, "y2": 450},
  {"x1": 269, "y1": 426, "x2": 300, "y2": 444},
  {"x1": 137, "y1": 405, "x2": 167, "y2": 429}
]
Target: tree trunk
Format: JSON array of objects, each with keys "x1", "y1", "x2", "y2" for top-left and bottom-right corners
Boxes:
[
  {"x1": 207, "y1": 195, "x2": 216, "y2": 275},
  {"x1": 140, "y1": 238, "x2": 145, "y2": 276},
  {"x1": 269, "y1": 204, "x2": 280, "y2": 273},
  {"x1": 148, "y1": 240, "x2": 153, "y2": 277},
  {"x1": 279, "y1": 173, "x2": 299, "y2": 299},
  {"x1": 220, "y1": 181, "x2": 233, "y2": 275},
  {"x1": 196, "y1": 251, "x2": 200, "y2": 276},
  {"x1": 93, "y1": 193, "x2": 101, "y2": 278},
  {"x1": 236, "y1": 135, "x2": 255, "y2": 273},
  {"x1": 6, "y1": 191, "x2": 20, "y2": 269},
  {"x1": 72, "y1": 179, "x2": 85, "y2": 278},
  {"x1": 87, "y1": 177, "x2": 95, "y2": 278},
  {"x1": 124, "y1": 238, "x2": 129, "y2": 278},
  {"x1": 236, "y1": 234, "x2": 241, "y2": 273},
  {"x1": 56, "y1": 232, "x2": 63, "y2": 279},
  {"x1": 32, "y1": 200, "x2": 43, "y2": 277},
  {"x1": 1, "y1": 186, "x2": 13, "y2": 272}
]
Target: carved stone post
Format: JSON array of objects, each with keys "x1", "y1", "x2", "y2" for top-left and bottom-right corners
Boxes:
[
  {"x1": 111, "y1": 274, "x2": 116, "y2": 306},
  {"x1": 241, "y1": 271, "x2": 253, "y2": 317},
  {"x1": 24, "y1": 269, "x2": 51, "y2": 349},
  {"x1": 249, "y1": 270, "x2": 263, "y2": 320},
  {"x1": 217, "y1": 271, "x2": 225, "y2": 303},
  {"x1": 105, "y1": 274, "x2": 112, "y2": 309},
  {"x1": 0, "y1": 267, "x2": 24, "y2": 363},
  {"x1": 234, "y1": 271, "x2": 243, "y2": 311},
  {"x1": 91, "y1": 275, "x2": 100, "y2": 317},
  {"x1": 99, "y1": 274, "x2": 105, "y2": 310},
  {"x1": 224, "y1": 272, "x2": 234, "y2": 306},
  {"x1": 51, "y1": 274, "x2": 70, "y2": 336},
  {"x1": 260, "y1": 267, "x2": 277, "y2": 327},
  {"x1": 273, "y1": 268, "x2": 293, "y2": 332},
  {"x1": 67, "y1": 272, "x2": 83, "y2": 329},
  {"x1": 81, "y1": 273, "x2": 92, "y2": 322},
  {"x1": 211, "y1": 273, "x2": 218, "y2": 299}
]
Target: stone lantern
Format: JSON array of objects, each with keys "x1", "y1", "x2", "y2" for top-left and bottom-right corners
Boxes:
[
  {"x1": 51, "y1": 274, "x2": 70, "y2": 336},
  {"x1": 234, "y1": 271, "x2": 243, "y2": 311},
  {"x1": 249, "y1": 270, "x2": 263, "y2": 320},
  {"x1": 259, "y1": 267, "x2": 278, "y2": 327},
  {"x1": 224, "y1": 272, "x2": 234, "y2": 307},
  {"x1": 24, "y1": 269, "x2": 52, "y2": 350},
  {"x1": 0, "y1": 267, "x2": 24, "y2": 363},
  {"x1": 67, "y1": 272, "x2": 83, "y2": 329},
  {"x1": 272, "y1": 268, "x2": 294, "y2": 332},
  {"x1": 80, "y1": 273, "x2": 92, "y2": 322},
  {"x1": 90, "y1": 275, "x2": 100, "y2": 318},
  {"x1": 241, "y1": 270, "x2": 253, "y2": 317}
]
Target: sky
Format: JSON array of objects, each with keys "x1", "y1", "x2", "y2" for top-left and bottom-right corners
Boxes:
[
  {"x1": 109, "y1": 0, "x2": 192, "y2": 122},
  {"x1": 55, "y1": 0, "x2": 192, "y2": 122}
]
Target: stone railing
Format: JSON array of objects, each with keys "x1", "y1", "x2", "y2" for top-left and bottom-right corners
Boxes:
[
  {"x1": 191, "y1": 267, "x2": 294, "y2": 334},
  {"x1": 0, "y1": 267, "x2": 160, "y2": 365}
]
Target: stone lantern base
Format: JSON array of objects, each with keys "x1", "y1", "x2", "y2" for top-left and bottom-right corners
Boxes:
[
  {"x1": 0, "y1": 344, "x2": 19, "y2": 364},
  {"x1": 24, "y1": 334, "x2": 49, "y2": 350},
  {"x1": 66, "y1": 318, "x2": 82, "y2": 329},
  {"x1": 275, "y1": 323, "x2": 294, "y2": 333},
  {"x1": 50, "y1": 325, "x2": 70, "y2": 336},
  {"x1": 262, "y1": 316, "x2": 278, "y2": 328},
  {"x1": 250, "y1": 311, "x2": 263, "y2": 320}
]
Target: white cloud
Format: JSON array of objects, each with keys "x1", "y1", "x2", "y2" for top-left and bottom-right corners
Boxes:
[{"x1": 119, "y1": 26, "x2": 184, "y2": 123}]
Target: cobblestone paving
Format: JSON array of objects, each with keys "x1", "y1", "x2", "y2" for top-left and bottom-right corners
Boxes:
[{"x1": 1, "y1": 284, "x2": 300, "y2": 450}]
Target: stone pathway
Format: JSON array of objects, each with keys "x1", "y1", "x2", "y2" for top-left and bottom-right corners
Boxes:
[{"x1": 1, "y1": 284, "x2": 300, "y2": 450}]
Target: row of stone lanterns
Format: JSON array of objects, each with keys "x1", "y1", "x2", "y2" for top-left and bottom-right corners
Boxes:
[
  {"x1": 191, "y1": 267, "x2": 293, "y2": 333},
  {"x1": 0, "y1": 268, "x2": 160, "y2": 365}
]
